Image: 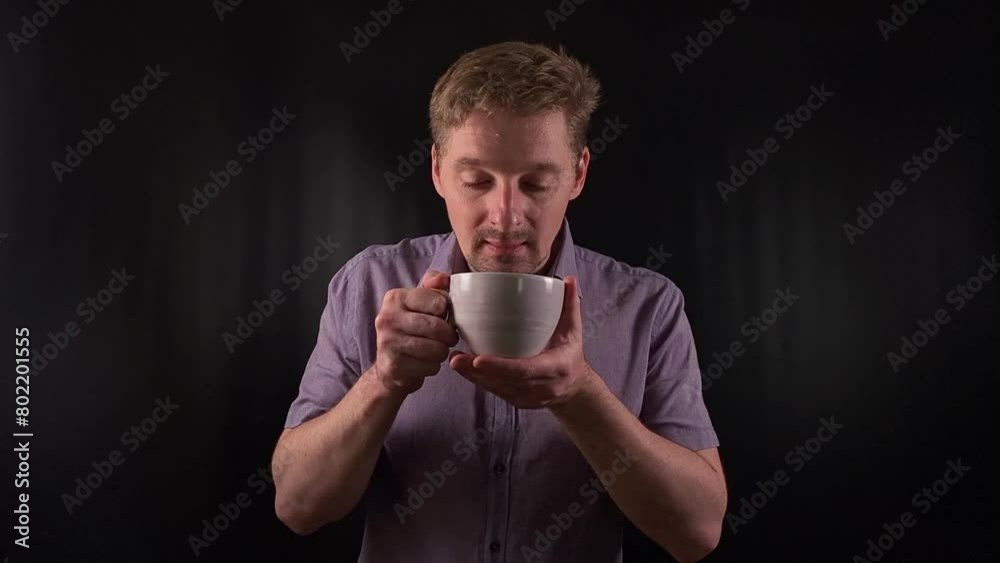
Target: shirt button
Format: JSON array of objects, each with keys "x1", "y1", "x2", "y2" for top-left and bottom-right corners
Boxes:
[
  {"x1": 493, "y1": 462, "x2": 506, "y2": 474},
  {"x1": 489, "y1": 540, "x2": 501, "y2": 552}
]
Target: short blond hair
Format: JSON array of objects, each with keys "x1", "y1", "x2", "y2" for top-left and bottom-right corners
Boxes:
[{"x1": 429, "y1": 41, "x2": 602, "y2": 159}]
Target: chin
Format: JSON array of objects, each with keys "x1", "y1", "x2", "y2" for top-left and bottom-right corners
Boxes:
[{"x1": 469, "y1": 256, "x2": 537, "y2": 274}]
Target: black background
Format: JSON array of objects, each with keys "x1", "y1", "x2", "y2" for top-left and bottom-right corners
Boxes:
[{"x1": 2, "y1": 0, "x2": 997, "y2": 561}]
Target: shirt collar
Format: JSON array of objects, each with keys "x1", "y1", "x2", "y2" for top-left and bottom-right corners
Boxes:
[{"x1": 429, "y1": 217, "x2": 582, "y2": 297}]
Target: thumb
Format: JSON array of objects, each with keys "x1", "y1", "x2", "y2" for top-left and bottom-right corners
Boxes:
[{"x1": 419, "y1": 269, "x2": 450, "y2": 291}]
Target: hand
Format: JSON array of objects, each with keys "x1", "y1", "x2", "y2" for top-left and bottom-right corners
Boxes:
[
  {"x1": 449, "y1": 275, "x2": 596, "y2": 409},
  {"x1": 373, "y1": 269, "x2": 459, "y2": 395}
]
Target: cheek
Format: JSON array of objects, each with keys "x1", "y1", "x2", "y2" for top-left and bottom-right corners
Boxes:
[
  {"x1": 538, "y1": 198, "x2": 565, "y2": 221},
  {"x1": 446, "y1": 202, "x2": 486, "y2": 236}
]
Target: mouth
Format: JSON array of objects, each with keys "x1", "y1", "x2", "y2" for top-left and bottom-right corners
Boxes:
[{"x1": 483, "y1": 240, "x2": 526, "y2": 255}]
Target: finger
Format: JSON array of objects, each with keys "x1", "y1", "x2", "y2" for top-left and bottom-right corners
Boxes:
[
  {"x1": 452, "y1": 365, "x2": 539, "y2": 407},
  {"x1": 452, "y1": 352, "x2": 545, "y2": 385},
  {"x1": 449, "y1": 351, "x2": 477, "y2": 372},
  {"x1": 552, "y1": 275, "x2": 582, "y2": 337},
  {"x1": 396, "y1": 334, "x2": 451, "y2": 363},
  {"x1": 452, "y1": 363, "x2": 511, "y2": 395},
  {"x1": 418, "y1": 269, "x2": 451, "y2": 291},
  {"x1": 450, "y1": 354, "x2": 543, "y2": 402},
  {"x1": 453, "y1": 367, "x2": 486, "y2": 389},
  {"x1": 450, "y1": 352, "x2": 489, "y2": 380},
  {"x1": 450, "y1": 357, "x2": 485, "y2": 385},
  {"x1": 471, "y1": 354, "x2": 558, "y2": 381},
  {"x1": 402, "y1": 287, "x2": 450, "y2": 317},
  {"x1": 396, "y1": 311, "x2": 459, "y2": 346}
]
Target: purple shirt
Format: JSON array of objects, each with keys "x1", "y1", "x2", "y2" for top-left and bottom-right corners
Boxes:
[{"x1": 284, "y1": 218, "x2": 719, "y2": 563}]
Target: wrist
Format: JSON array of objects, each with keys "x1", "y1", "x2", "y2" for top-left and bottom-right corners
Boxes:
[
  {"x1": 366, "y1": 362, "x2": 414, "y2": 403},
  {"x1": 548, "y1": 363, "x2": 603, "y2": 420}
]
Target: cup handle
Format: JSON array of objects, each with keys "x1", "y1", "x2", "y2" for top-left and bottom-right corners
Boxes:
[
  {"x1": 432, "y1": 289, "x2": 456, "y2": 328},
  {"x1": 445, "y1": 302, "x2": 456, "y2": 328}
]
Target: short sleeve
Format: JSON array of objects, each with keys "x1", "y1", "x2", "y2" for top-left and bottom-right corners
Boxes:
[
  {"x1": 639, "y1": 284, "x2": 720, "y2": 451},
  {"x1": 283, "y1": 264, "x2": 363, "y2": 429}
]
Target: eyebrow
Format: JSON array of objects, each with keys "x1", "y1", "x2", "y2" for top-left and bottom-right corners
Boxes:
[{"x1": 454, "y1": 157, "x2": 562, "y2": 175}]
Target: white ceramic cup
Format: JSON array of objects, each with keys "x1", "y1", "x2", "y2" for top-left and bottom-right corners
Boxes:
[{"x1": 447, "y1": 272, "x2": 565, "y2": 358}]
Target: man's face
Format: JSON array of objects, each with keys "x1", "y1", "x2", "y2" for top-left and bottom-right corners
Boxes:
[{"x1": 431, "y1": 110, "x2": 589, "y2": 273}]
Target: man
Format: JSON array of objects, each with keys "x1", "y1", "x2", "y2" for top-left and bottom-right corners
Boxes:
[{"x1": 273, "y1": 41, "x2": 726, "y2": 562}]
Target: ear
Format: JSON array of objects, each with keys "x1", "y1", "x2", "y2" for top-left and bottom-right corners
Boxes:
[
  {"x1": 431, "y1": 143, "x2": 444, "y2": 198},
  {"x1": 569, "y1": 146, "x2": 590, "y2": 201}
]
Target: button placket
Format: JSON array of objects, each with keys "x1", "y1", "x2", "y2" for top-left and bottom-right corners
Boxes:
[{"x1": 484, "y1": 396, "x2": 515, "y2": 562}]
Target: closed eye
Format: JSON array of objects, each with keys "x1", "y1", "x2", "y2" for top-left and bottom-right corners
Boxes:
[
  {"x1": 462, "y1": 180, "x2": 491, "y2": 190},
  {"x1": 522, "y1": 175, "x2": 558, "y2": 194},
  {"x1": 459, "y1": 178, "x2": 551, "y2": 192}
]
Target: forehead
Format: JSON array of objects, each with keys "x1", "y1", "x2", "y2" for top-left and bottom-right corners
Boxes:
[{"x1": 443, "y1": 109, "x2": 572, "y2": 169}]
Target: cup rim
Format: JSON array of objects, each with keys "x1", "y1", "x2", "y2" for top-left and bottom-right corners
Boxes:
[{"x1": 450, "y1": 271, "x2": 564, "y2": 283}]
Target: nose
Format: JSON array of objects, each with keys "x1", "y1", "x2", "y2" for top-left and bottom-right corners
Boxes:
[{"x1": 486, "y1": 180, "x2": 524, "y2": 231}]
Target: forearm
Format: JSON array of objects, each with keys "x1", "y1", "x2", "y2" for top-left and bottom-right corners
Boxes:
[
  {"x1": 549, "y1": 366, "x2": 726, "y2": 561},
  {"x1": 273, "y1": 365, "x2": 406, "y2": 534}
]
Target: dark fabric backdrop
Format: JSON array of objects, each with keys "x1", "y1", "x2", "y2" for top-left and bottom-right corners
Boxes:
[{"x1": 2, "y1": 0, "x2": 997, "y2": 561}]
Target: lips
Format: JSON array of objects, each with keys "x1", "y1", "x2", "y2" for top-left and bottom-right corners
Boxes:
[{"x1": 484, "y1": 240, "x2": 525, "y2": 253}]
